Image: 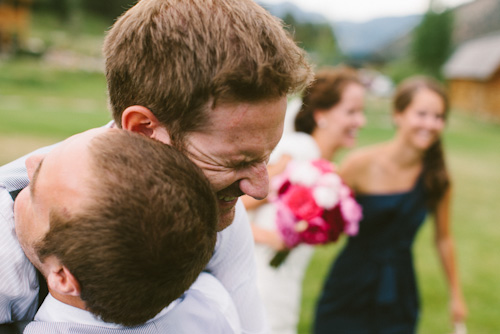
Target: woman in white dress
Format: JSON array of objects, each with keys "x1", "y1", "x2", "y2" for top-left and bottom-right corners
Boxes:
[{"x1": 242, "y1": 67, "x2": 366, "y2": 334}]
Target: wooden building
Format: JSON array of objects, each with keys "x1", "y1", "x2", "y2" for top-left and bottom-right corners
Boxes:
[
  {"x1": 443, "y1": 33, "x2": 500, "y2": 121},
  {"x1": 0, "y1": 0, "x2": 32, "y2": 53}
]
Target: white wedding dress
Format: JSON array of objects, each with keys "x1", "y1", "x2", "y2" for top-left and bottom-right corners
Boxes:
[{"x1": 248, "y1": 131, "x2": 321, "y2": 334}]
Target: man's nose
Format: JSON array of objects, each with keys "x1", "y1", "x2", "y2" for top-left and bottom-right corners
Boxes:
[{"x1": 238, "y1": 163, "x2": 269, "y2": 200}]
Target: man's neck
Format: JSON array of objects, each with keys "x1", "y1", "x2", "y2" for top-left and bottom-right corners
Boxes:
[{"x1": 49, "y1": 288, "x2": 86, "y2": 310}]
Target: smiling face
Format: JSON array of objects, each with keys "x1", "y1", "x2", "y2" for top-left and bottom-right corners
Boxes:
[
  {"x1": 14, "y1": 129, "x2": 104, "y2": 270},
  {"x1": 182, "y1": 97, "x2": 287, "y2": 230},
  {"x1": 316, "y1": 82, "x2": 366, "y2": 149},
  {"x1": 394, "y1": 88, "x2": 446, "y2": 151}
]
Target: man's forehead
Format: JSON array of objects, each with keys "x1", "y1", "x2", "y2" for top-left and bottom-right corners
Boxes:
[{"x1": 207, "y1": 97, "x2": 286, "y2": 123}]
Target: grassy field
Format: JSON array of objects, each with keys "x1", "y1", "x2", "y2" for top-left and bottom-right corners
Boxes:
[
  {"x1": 1, "y1": 57, "x2": 499, "y2": 334},
  {"x1": 0, "y1": 59, "x2": 110, "y2": 163}
]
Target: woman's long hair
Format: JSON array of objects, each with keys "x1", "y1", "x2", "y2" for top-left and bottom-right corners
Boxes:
[
  {"x1": 295, "y1": 66, "x2": 362, "y2": 134},
  {"x1": 393, "y1": 76, "x2": 450, "y2": 211}
]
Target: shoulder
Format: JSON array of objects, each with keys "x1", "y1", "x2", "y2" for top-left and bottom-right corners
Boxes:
[
  {"x1": 339, "y1": 144, "x2": 385, "y2": 191},
  {"x1": 206, "y1": 200, "x2": 267, "y2": 332},
  {"x1": 166, "y1": 273, "x2": 241, "y2": 333},
  {"x1": 190, "y1": 273, "x2": 237, "y2": 314},
  {"x1": 0, "y1": 191, "x2": 38, "y2": 324},
  {"x1": 207, "y1": 200, "x2": 255, "y2": 279}
]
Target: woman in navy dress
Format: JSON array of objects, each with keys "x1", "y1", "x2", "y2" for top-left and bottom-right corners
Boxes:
[{"x1": 314, "y1": 76, "x2": 467, "y2": 334}]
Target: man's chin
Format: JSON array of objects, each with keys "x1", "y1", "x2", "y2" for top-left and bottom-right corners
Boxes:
[{"x1": 216, "y1": 207, "x2": 235, "y2": 231}]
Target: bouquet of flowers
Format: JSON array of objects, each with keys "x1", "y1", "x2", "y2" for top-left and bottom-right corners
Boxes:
[{"x1": 269, "y1": 159, "x2": 362, "y2": 267}]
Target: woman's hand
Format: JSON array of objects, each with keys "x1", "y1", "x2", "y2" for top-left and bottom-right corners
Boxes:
[
  {"x1": 450, "y1": 293, "x2": 468, "y2": 324},
  {"x1": 251, "y1": 225, "x2": 286, "y2": 251}
]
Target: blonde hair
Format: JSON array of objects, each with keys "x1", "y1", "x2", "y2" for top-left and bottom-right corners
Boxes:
[{"x1": 104, "y1": 0, "x2": 313, "y2": 146}]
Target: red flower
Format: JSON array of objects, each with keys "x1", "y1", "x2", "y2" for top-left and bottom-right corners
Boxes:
[
  {"x1": 284, "y1": 185, "x2": 323, "y2": 221},
  {"x1": 322, "y1": 206, "x2": 345, "y2": 242},
  {"x1": 300, "y1": 217, "x2": 330, "y2": 244}
]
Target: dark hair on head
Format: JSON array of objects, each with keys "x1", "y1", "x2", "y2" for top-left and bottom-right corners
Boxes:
[
  {"x1": 294, "y1": 66, "x2": 362, "y2": 134},
  {"x1": 393, "y1": 76, "x2": 450, "y2": 210},
  {"x1": 36, "y1": 130, "x2": 218, "y2": 326}
]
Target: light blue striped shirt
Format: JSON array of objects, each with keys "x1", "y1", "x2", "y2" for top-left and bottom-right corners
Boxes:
[{"x1": 24, "y1": 272, "x2": 241, "y2": 333}]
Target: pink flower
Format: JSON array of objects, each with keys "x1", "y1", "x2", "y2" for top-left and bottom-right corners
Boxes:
[
  {"x1": 340, "y1": 197, "x2": 363, "y2": 236},
  {"x1": 275, "y1": 202, "x2": 301, "y2": 248},
  {"x1": 311, "y1": 159, "x2": 335, "y2": 174},
  {"x1": 283, "y1": 185, "x2": 323, "y2": 221}
]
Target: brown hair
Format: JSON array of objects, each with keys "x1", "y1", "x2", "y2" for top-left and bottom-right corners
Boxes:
[
  {"x1": 36, "y1": 130, "x2": 218, "y2": 326},
  {"x1": 104, "y1": 0, "x2": 313, "y2": 147},
  {"x1": 295, "y1": 66, "x2": 362, "y2": 134},
  {"x1": 393, "y1": 76, "x2": 450, "y2": 210}
]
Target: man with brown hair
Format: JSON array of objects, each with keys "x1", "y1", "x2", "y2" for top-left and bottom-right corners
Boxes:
[
  {"x1": 11, "y1": 128, "x2": 239, "y2": 333},
  {"x1": 104, "y1": 0, "x2": 312, "y2": 230},
  {"x1": 0, "y1": 0, "x2": 313, "y2": 332}
]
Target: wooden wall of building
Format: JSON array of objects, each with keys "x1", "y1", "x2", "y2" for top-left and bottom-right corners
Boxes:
[
  {"x1": 448, "y1": 69, "x2": 500, "y2": 121},
  {"x1": 0, "y1": 0, "x2": 32, "y2": 52}
]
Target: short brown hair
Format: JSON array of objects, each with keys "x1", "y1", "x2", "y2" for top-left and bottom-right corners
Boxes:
[
  {"x1": 295, "y1": 66, "x2": 362, "y2": 134},
  {"x1": 393, "y1": 76, "x2": 450, "y2": 210},
  {"x1": 104, "y1": 0, "x2": 313, "y2": 146},
  {"x1": 36, "y1": 130, "x2": 218, "y2": 326}
]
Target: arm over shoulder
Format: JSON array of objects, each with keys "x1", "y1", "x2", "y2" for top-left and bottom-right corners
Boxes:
[
  {"x1": 0, "y1": 190, "x2": 38, "y2": 324},
  {"x1": 206, "y1": 200, "x2": 267, "y2": 334}
]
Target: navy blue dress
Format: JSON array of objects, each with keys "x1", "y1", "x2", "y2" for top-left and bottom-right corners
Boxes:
[{"x1": 314, "y1": 176, "x2": 428, "y2": 334}]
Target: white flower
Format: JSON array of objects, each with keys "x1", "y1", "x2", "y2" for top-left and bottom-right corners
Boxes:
[
  {"x1": 313, "y1": 186, "x2": 340, "y2": 209},
  {"x1": 289, "y1": 161, "x2": 321, "y2": 186},
  {"x1": 318, "y1": 173, "x2": 342, "y2": 190}
]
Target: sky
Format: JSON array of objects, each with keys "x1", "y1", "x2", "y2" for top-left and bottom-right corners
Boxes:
[{"x1": 259, "y1": 0, "x2": 473, "y2": 22}]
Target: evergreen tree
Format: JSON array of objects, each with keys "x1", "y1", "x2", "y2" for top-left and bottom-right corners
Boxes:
[
  {"x1": 412, "y1": 8, "x2": 454, "y2": 76},
  {"x1": 282, "y1": 12, "x2": 340, "y2": 66}
]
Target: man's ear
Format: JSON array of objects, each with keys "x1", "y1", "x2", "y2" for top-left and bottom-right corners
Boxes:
[
  {"x1": 45, "y1": 257, "x2": 81, "y2": 297},
  {"x1": 121, "y1": 105, "x2": 172, "y2": 144}
]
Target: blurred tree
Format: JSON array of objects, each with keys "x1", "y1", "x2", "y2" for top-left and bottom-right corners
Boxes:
[
  {"x1": 82, "y1": 0, "x2": 135, "y2": 19},
  {"x1": 412, "y1": 7, "x2": 453, "y2": 77},
  {"x1": 32, "y1": 0, "x2": 69, "y2": 20},
  {"x1": 282, "y1": 12, "x2": 341, "y2": 66},
  {"x1": 33, "y1": 0, "x2": 135, "y2": 20}
]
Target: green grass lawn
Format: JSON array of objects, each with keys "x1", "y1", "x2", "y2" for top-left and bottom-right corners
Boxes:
[
  {"x1": 1, "y1": 58, "x2": 499, "y2": 333},
  {"x1": 0, "y1": 59, "x2": 111, "y2": 162},
  {"x1": 298, "y1": 97, "x2": 500, "y2": 334}
]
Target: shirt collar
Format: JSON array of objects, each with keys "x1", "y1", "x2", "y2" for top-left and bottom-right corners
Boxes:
[{"x1": 35, "y1": 293, "x2": 179, "y2": 328}]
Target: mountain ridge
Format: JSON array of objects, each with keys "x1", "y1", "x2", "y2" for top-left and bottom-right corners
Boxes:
[{"x1": 258, "y1": 1, "x2": 422, "y2": 58}]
